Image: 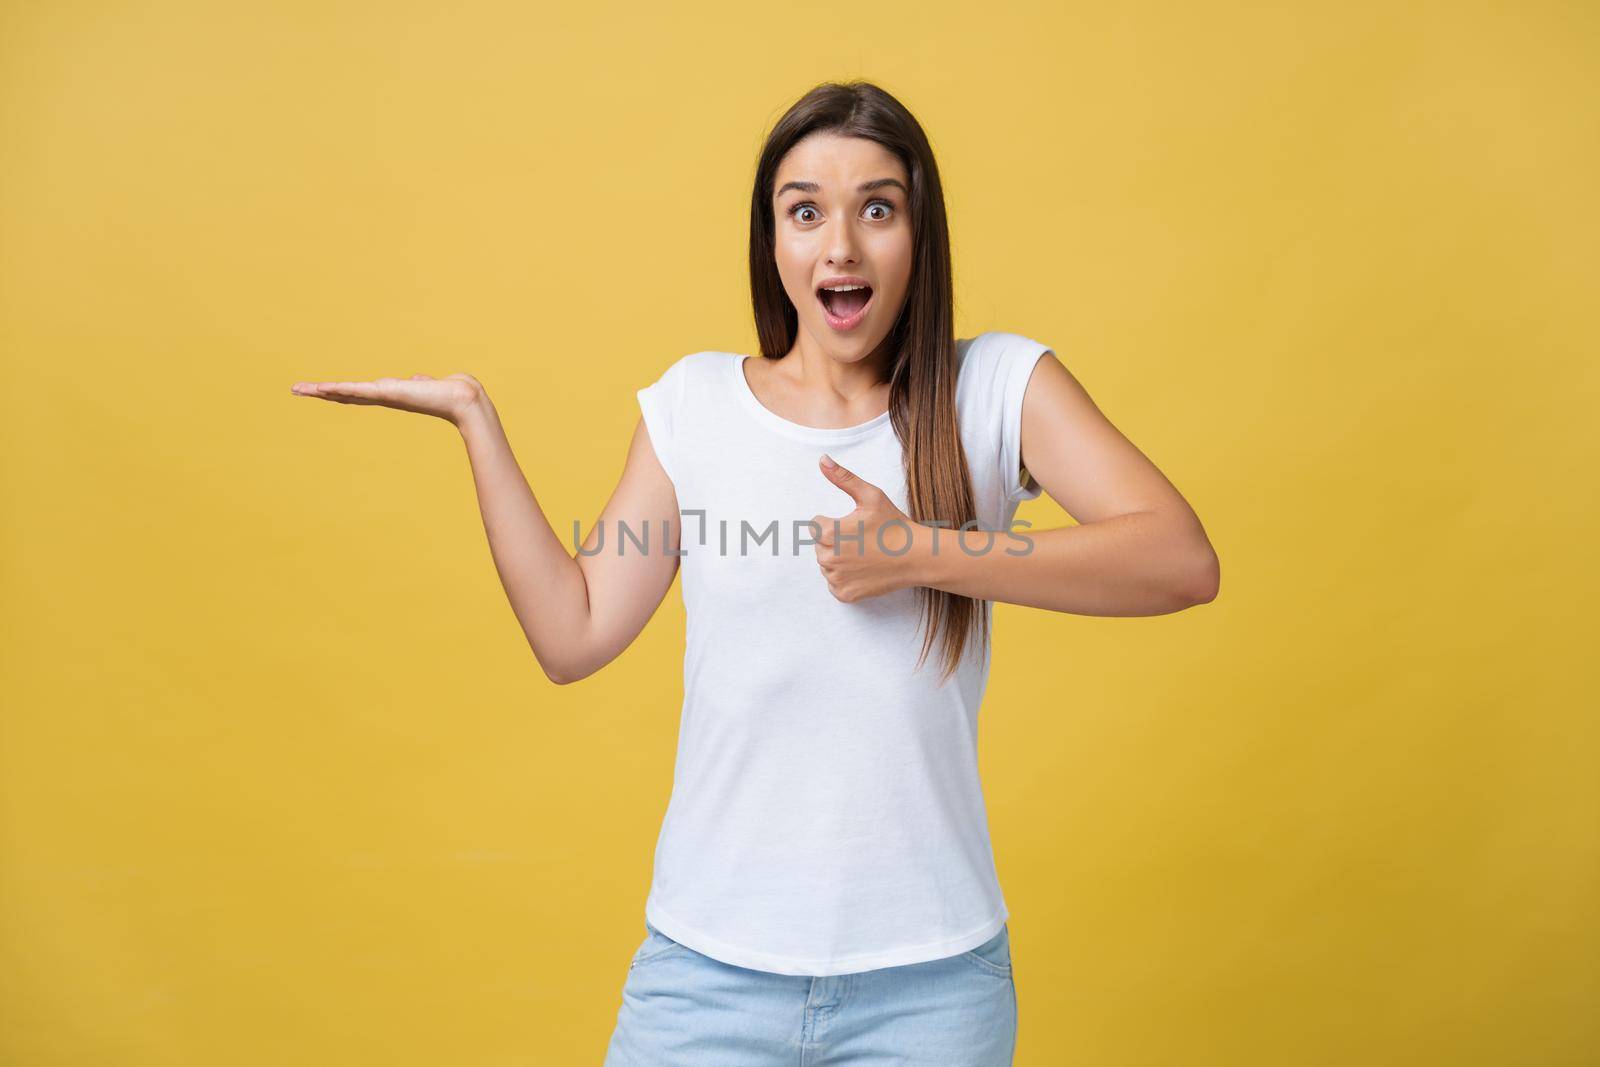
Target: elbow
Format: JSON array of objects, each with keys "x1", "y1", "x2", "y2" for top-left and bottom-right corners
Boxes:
[
  {"x1": 1184, "y1": 544, "x2": 1221, "y2": 606},
  {"x1": 535, "y1": 632, "x2": 607, "y2": 685},
  {"x1": 538, "y1": 654, "x2": 585, "y2": 686},
  {"x1": 544, "y1": 664, "x2": 596, "y2": 686}
]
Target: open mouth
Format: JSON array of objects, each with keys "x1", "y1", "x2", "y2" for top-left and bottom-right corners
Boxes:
[{"x1": 816, "y1": 285, "x2": 874, "y2": 330}]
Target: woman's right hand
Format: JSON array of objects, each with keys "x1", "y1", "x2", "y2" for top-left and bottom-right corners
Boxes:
[{"x1": 290, "y1": 373, "x2": 486, "y2": 426}]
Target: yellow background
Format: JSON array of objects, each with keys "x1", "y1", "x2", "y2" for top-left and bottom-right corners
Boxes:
[{"x1": 3, "y1": 1, "x2": 1596, "y2": 1063}]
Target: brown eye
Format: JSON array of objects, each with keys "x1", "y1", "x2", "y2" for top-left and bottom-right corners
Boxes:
[{"x1": 785, "y1": 199, "x2": 894, "y2": 224}]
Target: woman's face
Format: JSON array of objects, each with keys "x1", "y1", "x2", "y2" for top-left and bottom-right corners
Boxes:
[{"x1": 771, "y1": 132, "x2": 913, "y2": 364}]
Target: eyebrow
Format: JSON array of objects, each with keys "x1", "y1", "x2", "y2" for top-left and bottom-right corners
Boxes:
[{"x1": 775, "y1": 178, "x2": 909, "y2": 198}]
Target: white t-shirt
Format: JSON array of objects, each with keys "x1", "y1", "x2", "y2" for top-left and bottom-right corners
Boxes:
[{"x1": 632, "y1": 330, "x2": 1052, "y2": 976}]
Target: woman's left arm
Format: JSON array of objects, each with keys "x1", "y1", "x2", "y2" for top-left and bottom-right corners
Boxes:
[{"x1": 913, "y1": 353, "x2": 1219, "y2": 616}]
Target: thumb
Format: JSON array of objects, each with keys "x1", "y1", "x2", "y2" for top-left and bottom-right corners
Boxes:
[{"x1": 819, "y1": 453, "x2": 882, "y2": 506}]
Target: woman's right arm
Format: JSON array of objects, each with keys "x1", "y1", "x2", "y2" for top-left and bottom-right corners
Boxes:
[
  {"x1": 290, "y1": 371, "x2": 679, "y2": 685},
  {"x1": 456, "y1": 390, "x2": 681, "y2": 685}
]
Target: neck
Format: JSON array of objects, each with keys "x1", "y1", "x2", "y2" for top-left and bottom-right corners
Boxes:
[{"x1": 783, "y1": 329, "x2": 893, "y2": 398}]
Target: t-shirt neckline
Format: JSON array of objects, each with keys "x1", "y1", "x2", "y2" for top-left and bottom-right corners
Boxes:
[{"x1": 730, "y1": 354, "x2": 895, "y2": 444}]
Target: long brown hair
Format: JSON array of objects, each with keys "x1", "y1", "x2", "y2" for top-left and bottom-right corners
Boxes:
[{"x1": 748, "y1": 80, "x2": 988, "y2": 683}]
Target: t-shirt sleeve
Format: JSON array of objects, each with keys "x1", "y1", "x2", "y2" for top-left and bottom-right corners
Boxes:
[
  {"x1": 984, "y1": 331, "x2": 1054, "y2": 502},
  {"x1": 636, "y1": 357, "x2": 687, "y2": 487}
]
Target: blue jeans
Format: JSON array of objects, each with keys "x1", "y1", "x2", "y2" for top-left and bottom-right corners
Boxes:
[{"x1": 603, "y1": 920, "x2": 1018, "y2": 1065}]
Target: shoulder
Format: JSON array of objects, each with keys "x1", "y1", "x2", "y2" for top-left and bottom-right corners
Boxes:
[
  {"x1": 639, "y1": 350, "x2": 736, "y2": 399},
  {"x1": 644, "y1": 349, "x2": 730, "y2": 383},
  {"x1": 958, "y1": 330, "x2": 1055, "y2": 371},
  {"x1": 953, "y1": 329, "x2": 1057, "y2": 505},
  {"x1": 955, "y1": 330, "x2": 1056, "y2": 413},
  {"x1": 636, "y1": 352, "x2": 735, "y2": 483}
]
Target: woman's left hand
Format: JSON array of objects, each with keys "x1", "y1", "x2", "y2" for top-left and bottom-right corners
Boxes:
[{"x1": 809, "y1": 455, "x2": 922, "y2": 602}]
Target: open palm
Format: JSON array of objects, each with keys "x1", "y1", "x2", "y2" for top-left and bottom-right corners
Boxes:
[{"x1": 289, "y1": 373, "x2": 483, "y2": 425}]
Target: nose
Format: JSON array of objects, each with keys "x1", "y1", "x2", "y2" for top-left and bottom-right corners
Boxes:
[{"x1": 824, "y1": 216, "x2": 861, "y2": 267}]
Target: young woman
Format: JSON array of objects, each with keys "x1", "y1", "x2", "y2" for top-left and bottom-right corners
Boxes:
[{"x1": 291, "y1": 81, "x2": 1219, "y2": 1066}]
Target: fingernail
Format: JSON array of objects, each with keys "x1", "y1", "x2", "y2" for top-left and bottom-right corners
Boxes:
[{"x1": 820, "y1": 453, "x2": 836, "y2": 469}]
